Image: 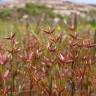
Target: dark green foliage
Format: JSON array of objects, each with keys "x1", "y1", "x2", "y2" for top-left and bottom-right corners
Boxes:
[
  {"x1": 0, "y1": 8, "x2": 13, "y2": 19},
  {"x1": 17, "y1": 3, "x2": 61, "y2": 19},
  {"x1": 0, "y1": 3, "x2": 63, "y2": 21},
  {"x1": 90, "y1": 19, "x2": 96, "y2": 27}
]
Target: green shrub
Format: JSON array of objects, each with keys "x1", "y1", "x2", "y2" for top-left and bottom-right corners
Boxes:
[{"x1": 0, "y1": 8, "x2": 13, "y2": 19}]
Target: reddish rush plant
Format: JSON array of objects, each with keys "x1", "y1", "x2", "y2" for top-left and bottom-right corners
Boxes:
[{"x1": 0, "y1": 13, "x2": 96, "y2": 96}]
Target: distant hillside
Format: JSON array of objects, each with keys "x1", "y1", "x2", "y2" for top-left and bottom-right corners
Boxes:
[{"x1": 0, "y1": 0, "x2": 96, "y2": 18}]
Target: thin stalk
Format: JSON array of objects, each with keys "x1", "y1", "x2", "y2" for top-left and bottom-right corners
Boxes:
[{"x1": 29, "y1": 74, "x2": 33, "y2": 96}]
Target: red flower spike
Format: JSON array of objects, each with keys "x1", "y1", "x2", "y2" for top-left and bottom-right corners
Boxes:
[
  {"x1": 4, "y1": 32, "x2": 18, "y2": 46},
  {"x1": 59, "y1": 53, "x2": 73, "y2": 64},
  {"x1": 0, "y1": 52, "x2": 12, "y2": 65},
  {"x1": 69, "y1": 33, "x2": 80, "y2": 40},
  {"x1": 1, "y1": 88, "x2": 9, "y2": 96},
  {"x1": 42, "y1": 27, "x2": 55, "y2": 34},
  {"x1": 42, "y1": 56, "x2": 53, "y2": 68},
  {"x1": 47, "y1": 42, "x2": 56, "y2": 52},
  {"x1": 71, "y1": 12, "x2": 78, "y2": 31},
  {"x1": 3, "y1": 70, "x2": 9, "y2": 80},
  {"x1": 4, "y1": 32, "x2": 15, "y2": 40},
  {"x1": 36, "y1": 48, "x2": 43, "y2": 58},
  {"x1": 50, "y1": 32, "x2": 63, "y2": 43},
  {"x1": 23, "y1": 52, "x2": 33, "y2": 63},
  {"x1": 64, "y1": 13, "x2": 78, "y2": 32},
  {"x1": 75, "y1": 68, "x2": 84, "y2": 81},
  {"x1": 69, "y1": 48, "x2": 78, "y2": 61}
]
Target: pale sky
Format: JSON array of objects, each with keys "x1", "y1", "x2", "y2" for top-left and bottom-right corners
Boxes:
[
  {"x1": 66, "y1": 0, "x2": 96, "y2": 4},
  {"x1": 0, "y1": 0, "x2": 96, "y2": 4}
]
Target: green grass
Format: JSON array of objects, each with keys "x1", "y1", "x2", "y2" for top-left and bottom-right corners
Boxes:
[
  {"x1": 0, "y1": 17, "x2": 95, "y2": 41},
  {"x1": 0, "y1": 20, "x2": 35, "y2": 39}
]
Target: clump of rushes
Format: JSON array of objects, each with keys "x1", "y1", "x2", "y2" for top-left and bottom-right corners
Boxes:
[{"x1": 0, "y1": 13, "x2": 96, "y2": 96}]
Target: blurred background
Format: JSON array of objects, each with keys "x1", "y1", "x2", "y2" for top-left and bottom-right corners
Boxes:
[{"x1": 0, "y1": 0, "x2": 96, "y2": 39}]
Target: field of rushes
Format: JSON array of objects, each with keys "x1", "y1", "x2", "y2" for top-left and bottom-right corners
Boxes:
[{"x1": 0, "y1": 13, "x2": 96, "y2": 96}]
